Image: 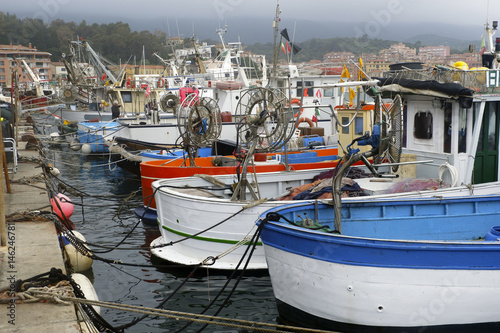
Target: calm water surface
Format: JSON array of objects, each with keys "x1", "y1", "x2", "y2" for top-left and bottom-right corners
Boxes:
[{"x1": 39, "y1": 125, "x2": 279, "y2": 332}]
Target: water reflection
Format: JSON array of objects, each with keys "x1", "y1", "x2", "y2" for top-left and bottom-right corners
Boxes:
[{"x1": 35, "y1": 122, "x2": 278, "y2": 332}]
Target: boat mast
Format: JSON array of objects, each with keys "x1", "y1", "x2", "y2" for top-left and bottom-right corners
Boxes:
[{"x1": 272, "y1": 0, "x2": 280, "y2": 78}]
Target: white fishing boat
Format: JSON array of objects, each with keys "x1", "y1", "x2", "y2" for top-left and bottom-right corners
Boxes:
[
  {"x1": 257, "y1": 195, "x2": 500, "y2": 333},
  {"x1": 151, "y1": 167, "x2": 337, "y2": 270},
  {"x1": 254, "y1": 19, "x2": 500, "y2": 333},
  {"x1": 150, "y1": 16, "x2": 500, "y2": 273}
]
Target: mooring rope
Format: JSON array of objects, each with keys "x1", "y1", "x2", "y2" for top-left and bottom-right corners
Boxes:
[{"x1": 24, "y1": 287, "x2": 333, "y2": 333}]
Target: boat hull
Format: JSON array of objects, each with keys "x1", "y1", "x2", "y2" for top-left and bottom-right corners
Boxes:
[
  {"x1": 258, "y1": 197, "x2": 500, "y2": 331},
  {"x1": 151, "y1": 168, "x2": 334, "y2": 270},
  {"x1": 140, "y1": 148, "x2": 340, "y2": 210}
]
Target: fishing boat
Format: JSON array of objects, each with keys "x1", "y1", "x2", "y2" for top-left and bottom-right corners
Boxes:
[
  {"x1": 137, "y1": 75, "x2": 382, "y2": 220},
  {"x1": 76, "y1": 121, "x2": 122, "y2": 154},
  {"x1": 254, "y1": 20, "x2": 500, "y2": 331},
  {"x1": 256, "y1": 195, "x2": 500, "y2": 332},
  {"x1": 150, "y1": 167, "x2": 338, "y2": 270}
]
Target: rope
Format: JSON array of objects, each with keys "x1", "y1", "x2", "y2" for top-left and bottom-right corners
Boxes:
[
  {"x1": 23, "y1": 292, "x2": 333, "y2": 333},
  {"x1": 209, "y1": 226, "x2": 257, "y2": 263},
  {"x1": 17, "y1": 281, "x2": 75, "y2": 305}
]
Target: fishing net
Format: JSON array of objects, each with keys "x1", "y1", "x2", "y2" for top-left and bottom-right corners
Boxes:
[{"x1": 384, "y1": 178, "x2": 449, "y2": 194}]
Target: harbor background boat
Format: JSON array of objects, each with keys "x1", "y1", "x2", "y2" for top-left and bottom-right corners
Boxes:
[{"x1": 40, "y1": 133, "x2": 278, "y2": 332}]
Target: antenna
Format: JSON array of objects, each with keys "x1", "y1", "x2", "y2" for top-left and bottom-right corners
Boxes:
[
  {"x1": 176, "y1": 17, "x2": 181, "y2": 39},
  {"x1": 166, "y1": 17, "x2": 171, "y2": 38},
  {"x1": 272, "y1": 0, "x2": 281, "y2": 78}
]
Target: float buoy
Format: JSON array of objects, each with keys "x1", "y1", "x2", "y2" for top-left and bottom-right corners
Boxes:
[
  {"x1": 453, "y1": 61, "x2": 469, "y2": 70},
  {"x1": 49, "y1": 167, "x2": 60, "y2": 177},
  {"x1": 60, "y1": 230, "x2": 93, "y2": 272},
  {"x1": 51, "y1": 193, "x2": 74, "y2": 220},
  {"x1": 71, "y1": 273, "x2": 100, "y2": 318},
  {"x1": 81, "y1": 143, "x2": 92, "y2": 155}
]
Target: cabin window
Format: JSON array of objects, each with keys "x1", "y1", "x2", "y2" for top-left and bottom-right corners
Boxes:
[
  {"x1": 323, "y1": 88, "x2": 335, "y2": 97},
  {"x1": 341, "y1": 116, "x2": 349, "y2": 134},
  {"x1": 458, "y1": 108, "x2": 467, "y2": 153},
  {"x1": 487, "y1": 107, "x2": 497, "y2": 151},
  {"x1": 121, "y1": 91, "x2": 132, "y2": 103},
  {"x1": 276, "y1": 79, "x2": 286, "y2": 88},
  {"x1": 297, "y1": 81, "x2": 314, "y2": 97},
  {"x1": 443, "y1": 103, "x2": 452, "y2": 153},
  {"x1": 414, "y1": 111, "x2": 433, "y2": 139},
  {"x1": 355, "y1": 116, "x2": 364, "y2": 135}
]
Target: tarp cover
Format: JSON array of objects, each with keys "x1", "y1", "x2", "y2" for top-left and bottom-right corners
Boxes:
[
  {"x1": 375, "y1": 77, "x2": 475, "y2": 97},
  {"x1": 373, "y1": 77, "x2": 474, "y2": 108}
]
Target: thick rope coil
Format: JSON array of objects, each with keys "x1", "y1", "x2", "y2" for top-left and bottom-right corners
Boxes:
[{"x1": 18, "y1": 281, "x2": 75, "y2": 305}]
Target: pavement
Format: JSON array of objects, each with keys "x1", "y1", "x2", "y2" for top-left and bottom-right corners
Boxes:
[{"x1": 0, "y1": 121, "x2": 81, "y2": 332}]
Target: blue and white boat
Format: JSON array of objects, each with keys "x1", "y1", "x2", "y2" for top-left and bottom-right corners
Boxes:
[
  {"x1": 76, "y1": 121, "x2": 122, "y2": 154},
  {"x1": 257, "y1": 196, "x2": 500, "y2": 332}
]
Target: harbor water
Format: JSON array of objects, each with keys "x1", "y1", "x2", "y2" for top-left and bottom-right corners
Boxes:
[{"x1": 39, "y1": 121, "x2": 278, "y2": 332}]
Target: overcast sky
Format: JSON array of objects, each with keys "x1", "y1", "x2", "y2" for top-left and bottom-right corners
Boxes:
[
  {"x1": 3, "y1": 0, "x2": 497, "y2": 24},
  {"x1": 2, "y1": 0, "x2": 499, "y2": 41}
]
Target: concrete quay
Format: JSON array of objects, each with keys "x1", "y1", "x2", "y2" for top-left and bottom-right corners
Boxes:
[{"x1": 1, "y1": 124, "x2": 80, "y2": 332}]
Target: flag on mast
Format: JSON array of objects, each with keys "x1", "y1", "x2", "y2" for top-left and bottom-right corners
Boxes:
[
  {"x1": 281, "y1": 28, "x2": 290, "y2": 41},
  {"x1": 358, "y1": 57, "x2": 366, "y2": 80},
  {"x1": 280, "y1": 41, "x2": 287, "y2": 54},
  {"x1": 480, "y1": 35, "x2": 486, "y2": 55}
]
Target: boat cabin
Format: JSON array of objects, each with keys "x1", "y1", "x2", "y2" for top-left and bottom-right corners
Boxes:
[{"x1": 370, "y1": 66, "x2": 500, "y2": 187}]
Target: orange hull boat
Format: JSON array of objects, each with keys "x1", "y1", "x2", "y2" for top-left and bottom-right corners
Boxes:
[{"x1": 140, "y1": 148, "x2": 341, "y2": 210}]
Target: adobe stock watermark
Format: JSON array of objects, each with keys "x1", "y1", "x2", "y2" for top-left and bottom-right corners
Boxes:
[
  {"x1": 354, "y1": 0, "x2": 404, "y2": 39},
  {"x1": 407, "y1": 275, "x2": 461, "y2": 332},
  {"x1": 212, "y1": 0, "x2": 243, "y2": 21}
]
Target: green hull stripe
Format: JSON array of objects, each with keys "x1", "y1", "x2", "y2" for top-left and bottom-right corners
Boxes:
[{"x1": 161, "y1": 225, "x2": 262, "y2": 246}]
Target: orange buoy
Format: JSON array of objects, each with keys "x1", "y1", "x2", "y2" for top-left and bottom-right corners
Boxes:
[{"x1": 51, "y1": 193, "x2": 74, "y2": 220}]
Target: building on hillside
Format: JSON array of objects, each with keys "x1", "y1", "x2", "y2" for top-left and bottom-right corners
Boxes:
[
  {"x1": 0, "y1": 43, "x2": 52, "y2": 87},
  {"x1": 359, "y1": 53, "x2": 379, "y2": 62},
  {"x1": 379, "y1": 43, "x2": 417, "y2": 63},
  {"x1": 365, "y1": 59, "x2": 391, "y2": 76},
  {"x1": 323, "y1": 51, "x2": 355, "y2": 64},
  {"x1": 418, "y1": 45, "x2": 450, "y2": 60},
  {"x1": 445, "y1": 53, "x2": 482, "y2": 69},
  {"x1": 135, "y1": 65, "x2": 165, "y2": 76}
]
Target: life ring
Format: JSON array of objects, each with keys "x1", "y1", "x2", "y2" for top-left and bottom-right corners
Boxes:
[
  {"x1": 157, "y1": 78, "x2": 165, "y2": 88},
  {"x1": 289, "y1": 99, "x2": 304, "y2": 117},
  {"x1": 296, "y1": 117, "x2": 314, "y2": 128}
]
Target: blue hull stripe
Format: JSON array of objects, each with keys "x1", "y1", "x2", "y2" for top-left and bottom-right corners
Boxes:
[{"x1": 258, "y1": 197, "x2": 500, "y2": 270}]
